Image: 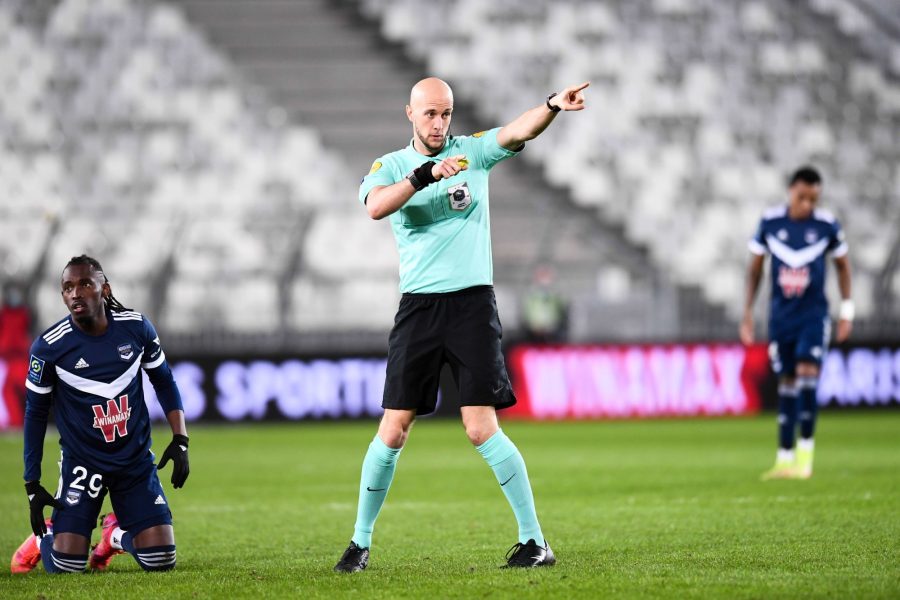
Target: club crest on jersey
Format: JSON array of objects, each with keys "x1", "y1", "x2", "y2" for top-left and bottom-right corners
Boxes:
[
  {"x1": 448, "y1": 181, "x2": 472, "y2": 211},
  {"x1": 117, "y1": 343, "x2": 134, "y2": 361},
  {"x1": 778, "y1": 265, "x2": 810, "y2": 298},
  {"x1": 65, "y1": 489, "x2": 82, "y2": 506},
  {"x1": 776, "y1": 229, "x2": 789, "y2": 241},
  {"x1": 28, "y1": 355, "x2": 45, "y2": 383},
  {"x1": 805, "y1": 229, "x2": 819, "y2": 244},
  {"x1": 92, "y1": 395, "x2": 131, "y2": 442}
]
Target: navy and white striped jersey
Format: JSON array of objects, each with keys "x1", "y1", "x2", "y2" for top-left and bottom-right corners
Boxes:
[
  {"x1": 749, "y1": 205, "x2": 848, "y2": 337},
  {"x1": 24, "y1": 309, "x2": 182, "y2": 481}
]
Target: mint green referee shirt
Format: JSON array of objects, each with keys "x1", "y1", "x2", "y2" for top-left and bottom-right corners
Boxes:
[{"x1": 359, "y1": 127, "x2": 519, "y2": 293}]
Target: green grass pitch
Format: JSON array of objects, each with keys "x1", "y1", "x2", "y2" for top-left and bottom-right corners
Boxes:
[{"x1": 1, "y1": 412, "x2": 898, "y2": 599}]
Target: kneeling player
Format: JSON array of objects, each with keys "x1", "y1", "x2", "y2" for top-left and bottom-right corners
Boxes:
[{"x1": 11, "y1": 255, "x2": 190, "y2": 574}]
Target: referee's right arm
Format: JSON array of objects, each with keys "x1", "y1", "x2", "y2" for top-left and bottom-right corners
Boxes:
[{"x1": 366, "y1": 155, "x2": 467, "y2": 220}]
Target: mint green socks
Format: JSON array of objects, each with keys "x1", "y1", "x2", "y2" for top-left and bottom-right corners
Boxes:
[
  {"x1": 476, "y1": 429, "x2": 545, "y2": 546},
  {"x1": 350, "y1": 431, "x2": 544, "y2": 549},
  {"x1": 351, "y1": 436, "x2": 402, "y2": 549}
]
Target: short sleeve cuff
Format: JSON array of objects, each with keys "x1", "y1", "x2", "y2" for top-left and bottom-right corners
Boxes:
[
  {"x1": 832, "y1": 242, "x2": 848, "y2": 258},
  {"x1": 485, "y1": 127, "x2": 520, "y2": 156},
  {"x1": 748, "y1": 239, "x2": 768, "y2": 256},
  {"x1": 359, "y1": 158, "x2": 396, "y2": 204}
]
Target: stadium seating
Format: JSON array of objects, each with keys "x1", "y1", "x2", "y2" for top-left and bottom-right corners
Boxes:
[
  {"x1": 1, "y1": 0, "x2": 897, "y2": 345},
  {"x1": 1, "y1": 0, "x2": 389, "y2": 335},
  {"x1": 360, "y1": 0, "x2": 900, "y2": 323}
]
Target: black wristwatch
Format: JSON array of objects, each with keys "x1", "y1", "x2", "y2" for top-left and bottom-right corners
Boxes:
[{"x1": 546, "y1": 92, "x2": 561, "y2": 113}]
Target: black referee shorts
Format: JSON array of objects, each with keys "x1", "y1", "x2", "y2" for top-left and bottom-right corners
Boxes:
[{"x1": 383, "y1": 285, "x2": 516, "y2": 415}]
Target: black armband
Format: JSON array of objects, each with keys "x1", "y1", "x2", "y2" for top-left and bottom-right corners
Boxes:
[{"x1": 406, "y1": 161, "x2": 437, "y2": 191}]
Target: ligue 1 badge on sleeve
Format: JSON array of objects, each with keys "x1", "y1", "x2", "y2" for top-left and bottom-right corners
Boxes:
[
  {"x1": 448, "y1": 181, "x2": 472, "y2": 211},
  {"x1": 29, "y1": 355, "x2": 45, "y2": 383}
]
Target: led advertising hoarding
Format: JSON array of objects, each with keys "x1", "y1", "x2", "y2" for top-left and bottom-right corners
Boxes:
[
  {"x1": 1, "y1": 344, "x2": 898, "y2": 428},
  {"x1": 505, "y1": 344, "x2": 771, "y2": 419}
]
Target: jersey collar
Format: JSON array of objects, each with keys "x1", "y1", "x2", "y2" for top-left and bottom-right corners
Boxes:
[
  {"x1": 68, "y1": 308, "x2": 117, "y2": 341},
  {"x1": 407, "y1": 136, "x2": 453, "y2": 159}
]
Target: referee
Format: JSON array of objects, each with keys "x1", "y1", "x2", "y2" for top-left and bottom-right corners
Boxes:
[{"x1": 334, "y1": 77, "x2": 589, "y2": 572}]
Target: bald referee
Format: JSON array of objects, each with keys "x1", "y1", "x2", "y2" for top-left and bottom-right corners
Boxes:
[{"x1": 334, "y1": 77, "x2": 589, "y2": 572}]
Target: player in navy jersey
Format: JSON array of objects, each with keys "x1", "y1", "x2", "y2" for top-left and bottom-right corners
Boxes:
[
  {"x1": 11, "y1": 255, "x2": 190, "y2": 574},
  {"x1": 740, "y1": 167, "x2": 853, "y2": 480}
]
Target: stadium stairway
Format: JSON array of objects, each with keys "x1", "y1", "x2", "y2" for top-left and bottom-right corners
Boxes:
[{"x1": 171, "y1": 0, "x2": 733, "y2": 341}]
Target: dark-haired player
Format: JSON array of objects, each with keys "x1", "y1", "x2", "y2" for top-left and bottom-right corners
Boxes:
[
  {"x1": 11, "y1": 255, "x2": 190, "y2": 574},
  {"x1": 334, "y1": 77, "x2": 589, "y2": 572},
  {"x1": 740, "y1": 167, "x2": 853, "y2": 480}
]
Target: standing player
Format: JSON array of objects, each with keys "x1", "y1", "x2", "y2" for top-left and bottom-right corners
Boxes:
[
  {"x1": 740, "y1": 167, "x2": 852, "y2": 480},
  {"x1": 333, "y1": 77, "x2": 589, "y2": 572},
  {"x1": 11, "y1": 255, "x2": 190, "y2": 574}
]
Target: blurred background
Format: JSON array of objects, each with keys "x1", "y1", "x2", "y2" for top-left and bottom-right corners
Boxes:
[{"x1": 1, "y1": 0, "x2": 898, "y2": 426}]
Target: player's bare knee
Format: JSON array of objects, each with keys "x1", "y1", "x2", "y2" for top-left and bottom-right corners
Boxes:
[
  {"x1": 464, "y1": 424, "x2": 495, "y2": 446},
  {"x1": 378, "y1": 427, "x2": 409, "y2": 449},
  {"x1": 53, "y1": 532, "x2": 91, "y2": 556},
  {"x1": 378, "y1": 410, "x2": 415, "y2": 448},
  {"x1": 779, "y1": 375, "x2": 796, "y2": 387},
  {"x1": 796, "y1": 363, "x2": 819, "y2": 378},
  {"x1": 461, "y1": 406, "x2": 499, "y2": 446}
]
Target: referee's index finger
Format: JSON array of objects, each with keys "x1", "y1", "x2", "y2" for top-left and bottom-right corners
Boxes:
[
  {"x1": 449, "y1": 154, "x2": 469, "y2": 168},
  {"x1": 572, "y1": 81, "x2": 591, "y2": 92}
]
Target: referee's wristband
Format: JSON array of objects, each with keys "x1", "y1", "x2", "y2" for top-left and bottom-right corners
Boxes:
[
  {"x1": 839, "y1": 299, "x2": 855, "y2": 321},
  {"x1": 406, "y1": 161, "x2": 437, "y2": 191}
]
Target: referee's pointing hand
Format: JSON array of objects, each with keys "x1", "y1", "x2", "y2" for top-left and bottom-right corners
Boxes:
[
  {"x1": 431, "y1": 154, "x2": 469, "y2": 181},
  {"x1": 550, "y1": 81, "x2": 590, "y2": 111}
]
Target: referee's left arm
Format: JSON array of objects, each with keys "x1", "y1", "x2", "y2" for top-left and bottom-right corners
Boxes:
[{"x1": 497, "y1": 81, "x2": 590, "y2": 151}]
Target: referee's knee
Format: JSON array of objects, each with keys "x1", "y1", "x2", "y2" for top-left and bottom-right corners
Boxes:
[
  {"x1": 377, "y1": 428, "x2": 409, "y2": 449},
  {"x1": 465, "y1": 424, "x2": 497, "y2": 446},
  {"x1": 377, "y1": 412, "x2": 414, "y2": 449}
]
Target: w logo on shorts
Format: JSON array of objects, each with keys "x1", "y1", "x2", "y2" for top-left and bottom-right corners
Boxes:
[{"x1": 92, "y1": 395, "x2": 132, "y2": 442}]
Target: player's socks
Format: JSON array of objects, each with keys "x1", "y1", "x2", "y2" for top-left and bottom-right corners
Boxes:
[
  {"x1": 40, "y1": 536, "x2": 87, "y2": 574},
  {"x1": 476, "y1": 429, "x2": 545, "y2": 546},
  {"x1": 797, "y1": 376, "x2": 818, "y2": 439},
  {"x1": 777, "y1": 382, "x2": 799, "y2": 451},
  {"x1": 121, "y1": 533, "x2": 177, "y2": 571},
  {"x1": 110, "y1": 526, "x2": 125, "y2": 550},
  {"x1": 351, "y1": 435, "x2": 402, "y2": 549},
  {"x1": 795, "y1": 437, "x2": 815, "y2": 479}
]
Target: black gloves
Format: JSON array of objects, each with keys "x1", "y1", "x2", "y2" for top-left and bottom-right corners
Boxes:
[
  {"x1": 25, "y1": 480, "x2": 62, "y2": 538},
  {"x1": 156, "y1": 434, "x2": 190, "y2": 489}
]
